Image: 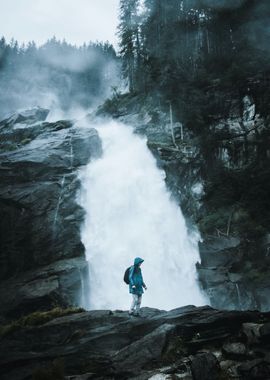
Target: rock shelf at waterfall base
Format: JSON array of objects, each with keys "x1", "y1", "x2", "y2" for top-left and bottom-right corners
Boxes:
[{"x1": 0, "y1": 305, "x2": 270, "y2": 380}]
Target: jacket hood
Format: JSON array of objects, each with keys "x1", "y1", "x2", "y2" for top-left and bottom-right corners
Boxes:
[{"x1": 134, "y1": 257, "x2": 144, "y2": 266}]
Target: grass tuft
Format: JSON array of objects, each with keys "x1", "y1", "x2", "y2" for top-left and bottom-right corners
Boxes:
[{"x1": 0, "y1": 307, "x2": 85, "y2": 338}]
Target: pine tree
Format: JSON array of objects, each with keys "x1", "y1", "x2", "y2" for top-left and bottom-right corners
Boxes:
[
  {"x1": 118, "y1": 0, "x2": 139, "y2": 92},
  {"x1": 0, "y1": 37, "x2": 7, "y2": 69}
]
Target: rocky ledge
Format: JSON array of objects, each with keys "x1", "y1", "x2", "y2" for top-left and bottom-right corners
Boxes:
[
  {"x1": 0, "y1": 108, "x2": 102, "y2": 320},
  {"x1": 1, "y1": 305, "x2": 270, "y2": 380}
]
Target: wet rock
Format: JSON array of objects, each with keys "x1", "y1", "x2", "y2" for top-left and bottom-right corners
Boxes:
[
  {"x1": 199, "y1": 236, "x2": 241, "y2": 268},
  {"x1": 259, "y1": 322, "x2": 270, "y2": 343},
  {"x1": 222, "y1": 342, "x2": 247, "y2": 360},
  {"x1": 197, "y1": 235, "x2": 270, "y2": 311},
  {"x1": 190, "y1": 352, "x2": 220, "y2": 380},
  {"x1": 238, "y1": 359, "x2": 270, "y2": 380},
  {"x1": 220, "y1": 360, "x2": 240, "y2": 378},
  {"x1": 197, "y1": 267, "x2": 229, "y2": 286},
  {"x1": 0, "y1": 110, "x2": 102, "y2": 319},
  {"x1": 114, "y1": 323, "x2": 175, "y2": 373},
  {"x1": 213, "y1": 118, "x2": 243, "y2": 135},
  {"x1": 0, "y1": 306, "x2": 268, "y2": 380},
  {"x1": 0, "y1": 258, "x2": 88, "y2": 319},
  {"x1": 242, "y1": 323, "x2": 263, "y2": 345},
  {"x1": 243, "y1": 95, "x2": 256, "y2": 123},
  {"x1": 254, "y1": 284, "x2": 270, "y2": 312},
  {"x1": 0, "y1": 107, "x2": 49, "y2": 129}
]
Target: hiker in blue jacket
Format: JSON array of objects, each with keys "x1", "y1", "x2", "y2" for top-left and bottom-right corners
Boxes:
[{"x1": 129, "y1": 257, "x2": 147, "y2": 316}]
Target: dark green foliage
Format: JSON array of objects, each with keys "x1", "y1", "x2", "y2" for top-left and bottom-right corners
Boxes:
[
  {"x1": 118, "y1": 0, "x2": 140, "y2": 92},
  {"x1": 119, "y1": 0, "x2": 270, "y2": 125},
  {"x1": 118, "y1": 1, "x2": 270, "y2": 241},
  {"x1": 0, "y1": 307, "x2": 85, "y2": 337},
  {"x1": 198, "y1": 208, "x2": 232, "y2": 236}
]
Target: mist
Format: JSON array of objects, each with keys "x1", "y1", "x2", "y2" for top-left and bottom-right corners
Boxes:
[{"x1": 0, "y1": 38, "x2": 120, "y2": 119}]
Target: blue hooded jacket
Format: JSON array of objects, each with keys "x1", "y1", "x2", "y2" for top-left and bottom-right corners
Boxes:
[{"x1": 129, "y1": 257, "x2": 146, "y2": 295}]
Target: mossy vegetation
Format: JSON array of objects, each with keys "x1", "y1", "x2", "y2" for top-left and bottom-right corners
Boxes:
[
  {"x1": 198, "y1": 208, "x2": 232, "y2": 236},
  {"x1": 21, "y1": 137, "x2": 32, "y2": 145},
  {"x1": 0, "y1": 307, "x2": 85, "y2": 338},
  {"x1": 97, "y1": 91, "x2": 144, "y2": 117},
  {"x1": 3, "y1": 142, "x2": 18, "y2": 151}
]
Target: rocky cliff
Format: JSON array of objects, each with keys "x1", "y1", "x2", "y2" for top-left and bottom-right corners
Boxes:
[
  {"x1": 1, "y1": 306, "x2": 270, "y2": 380},
  {"x1": 1, "y1": 103, "x2": 270, "y2": 379},
  {"x1": 0, "y1": 108, "x2": 102, "y2": 320}
]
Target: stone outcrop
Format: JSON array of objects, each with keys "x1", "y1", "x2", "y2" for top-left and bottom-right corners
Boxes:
[
  {"x1": 0, "y1": 306, "x2": 270, "y2": 380},
  {"x1": 197, "y1": 236, "x2": 270, "y2": 312},
  {"x1": 0, "y1": 108, "x2": 102, "y2": 320}
]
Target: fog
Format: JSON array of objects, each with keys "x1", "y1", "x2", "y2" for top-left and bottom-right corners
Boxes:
[
  {"x1": 0, "y1": 38, "x2": 120, "y2": 119},
  {"x1": 0, "y1": 0, "x2": 122, "y2": 119}
]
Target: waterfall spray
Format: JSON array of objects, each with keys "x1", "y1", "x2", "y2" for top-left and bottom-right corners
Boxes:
[
  {"x1": 53, "y1": 174, "x2": 66, "y2": 237},
  {"x1": 79, "y1": 120, "x2": 207, "y2": 310}
]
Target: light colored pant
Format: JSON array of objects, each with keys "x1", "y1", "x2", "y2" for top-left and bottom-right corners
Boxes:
[{"x1": 129, "y1": 294, "x2": 142, "y2": 314}]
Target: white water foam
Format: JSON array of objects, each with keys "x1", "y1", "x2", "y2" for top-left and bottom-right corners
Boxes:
[{"x1": 78, "y1": 120, "x2": 207, "y2": 310}]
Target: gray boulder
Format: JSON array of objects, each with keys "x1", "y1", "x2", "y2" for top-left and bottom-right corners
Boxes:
[
  {"x1": 0, "y1": 107, "x2": 50, "y2": 129},
  {"x1": 0, "y1": 110, "x2": 102, "y2": 319},
  {"x1": 199, "y1": 236, "x2": 241, "y2": 268},
  {"x1": 190, "y1": 353, "x2": 220, "y2": 380},
  {"x1": 222, "y1": 342, "x2": 247, "y2": 360}
]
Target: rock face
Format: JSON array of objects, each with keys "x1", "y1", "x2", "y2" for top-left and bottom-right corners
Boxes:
[
  {"x1": 0, "y1": 306, "x2": 270, "y2": 380},
  {"x1": 0, "y1": 108, "x2": 102, "y2": 320},
  {"x1": 197, "y1": 235, "x2": 270, "y2": 311}
]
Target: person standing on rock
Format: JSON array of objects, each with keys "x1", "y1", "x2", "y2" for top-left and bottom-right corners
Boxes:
[{"x1": 128, "y1": 257, "x2": 147, "y2": 316}]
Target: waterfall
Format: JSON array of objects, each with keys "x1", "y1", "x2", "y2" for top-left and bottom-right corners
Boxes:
[
  {"x1": 53, "y1": 175, "x2": 66, "y2": 236},
  {"x1": 235, "y1": 282, "x2": 243, "y2": 310},
  {"x1": 79, "y1": 267, "x2": 87, "y2": 308},
  {"x1": 79, "y1": 120, "x2": 207, "y2": 310},
  {"x1": 69, "y1": 134, "x2": 74, "y2": 169}
]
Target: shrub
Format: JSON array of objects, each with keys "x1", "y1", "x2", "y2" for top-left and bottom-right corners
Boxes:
[
  {"x1": 198, "y1": 208, "x2": 231, "y2": 235},
  {"x1": 0, "y1": 307, "x2": 85, "y2": 338},
  {"x1": 21, "y1": 138, "x2": 32, "y2": 145}
]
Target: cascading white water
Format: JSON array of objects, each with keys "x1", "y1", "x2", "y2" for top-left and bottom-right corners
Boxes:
[{"x1": 79, "y1": 120, "x2": 207, "y2": 310}]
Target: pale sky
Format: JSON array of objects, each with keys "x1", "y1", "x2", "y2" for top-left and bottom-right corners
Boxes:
[{"x1": 0, "y1": 0, "x2": 119, "y2": 47}]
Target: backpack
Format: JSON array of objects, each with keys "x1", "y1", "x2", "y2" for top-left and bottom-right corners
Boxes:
[{"x1": 124, "y1": 266, "x2": 132, "y2": 284}]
